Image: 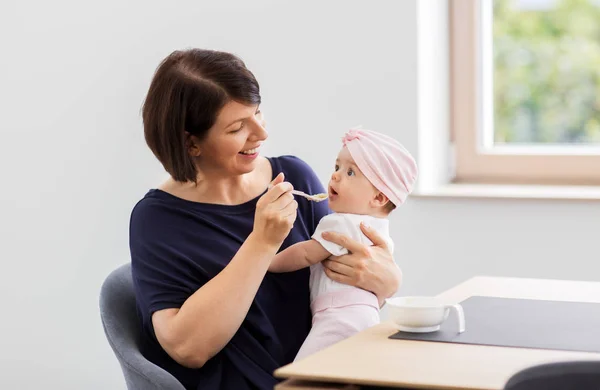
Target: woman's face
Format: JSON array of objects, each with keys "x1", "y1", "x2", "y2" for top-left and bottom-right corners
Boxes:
[{"x1": 194, "y1": 100, "x2": 267, "y2": 177}]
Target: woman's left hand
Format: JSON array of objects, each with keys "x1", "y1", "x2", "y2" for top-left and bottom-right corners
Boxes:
[{"x1": 321, "y1": 222, "x2": 402, "y2": 307}]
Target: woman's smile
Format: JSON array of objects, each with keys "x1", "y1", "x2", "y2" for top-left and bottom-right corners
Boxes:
[{"x1": 239, "y1": 145, "x2": 261, "y2": 159}]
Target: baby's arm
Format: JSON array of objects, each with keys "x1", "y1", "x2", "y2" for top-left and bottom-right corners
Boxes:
[{"x1": 269, "y1": 239, "x2": 331, "y2": 273}]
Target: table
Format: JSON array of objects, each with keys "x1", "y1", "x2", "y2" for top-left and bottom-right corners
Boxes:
[{"x1": 274, "y1": 276, "x2": 600, "y2": 390}]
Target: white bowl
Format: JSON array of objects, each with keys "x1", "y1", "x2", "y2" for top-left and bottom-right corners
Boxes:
[{"x1": 386, "y1": 296, "x2": 465, "y2": 333}]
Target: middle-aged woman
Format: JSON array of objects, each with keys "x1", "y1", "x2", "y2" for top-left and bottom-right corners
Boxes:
[{"x1": 129, "y1": 48, "x2": 403, "y2": 390}]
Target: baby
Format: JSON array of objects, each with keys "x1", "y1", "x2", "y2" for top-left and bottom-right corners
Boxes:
[{"x1": 269, "y1": 128, "x2": 418, "y2": 361}]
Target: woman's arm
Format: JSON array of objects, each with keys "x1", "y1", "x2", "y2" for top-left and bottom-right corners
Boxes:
[
  {"x1": 320, "y1": 222, "x2": 402, "y2": 307},
  {"x1": 268, "y1": 239, "x2": 331, "y2": 273},
  {"x1": 152, "y1": 174, "x2": 298, "y2": 369},
  {"x1": 152, "y1": 233, "x2": 279, "y2": 368}
]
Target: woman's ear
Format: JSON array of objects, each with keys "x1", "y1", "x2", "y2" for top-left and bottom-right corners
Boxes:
[
  {"x1": 186, "y1": 133, "x2": 202, "y2": 157},
  {"x1": 370, "y1": 191, "x2": 389, "y2": 208}
]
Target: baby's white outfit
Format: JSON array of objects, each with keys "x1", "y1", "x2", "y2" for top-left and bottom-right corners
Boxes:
[{"x1": 294, "y1": 213, "x2": 395, "y2": 361}]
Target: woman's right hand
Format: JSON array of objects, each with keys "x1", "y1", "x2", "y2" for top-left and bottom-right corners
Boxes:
[{"x1": 253, "y1": 172, "x2": 298, "y2": 247}]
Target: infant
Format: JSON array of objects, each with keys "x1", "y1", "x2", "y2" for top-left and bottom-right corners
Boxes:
[{"x1": 269, "y1": 128, "x2": 418, "y2": 360}]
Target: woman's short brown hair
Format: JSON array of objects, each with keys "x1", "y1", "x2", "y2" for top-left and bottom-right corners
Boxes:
[
  {"x1": 384, "y1": 201, "x2": 397, "y2": 214},
  {"x1": 142, "y1": 49, "x2": 261, "y2": 182}
]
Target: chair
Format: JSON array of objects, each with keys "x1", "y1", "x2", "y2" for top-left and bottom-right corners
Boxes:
[
  {"x1": 504, "y1": 360, "x2": 600, "y2": 390},
  {"x1": 100, "y1": 263, "x2": 186, "y2": 390}
]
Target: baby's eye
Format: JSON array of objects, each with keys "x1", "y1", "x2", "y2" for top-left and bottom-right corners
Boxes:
[
  {"x1": 347, "y1": 168, "x2": 355, "y2": 177},
  {"x1": 334, "y1": 164, "x2": 340, "y2": 171}
]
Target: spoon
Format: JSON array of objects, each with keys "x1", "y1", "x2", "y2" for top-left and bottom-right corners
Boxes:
[
  {"x1": 291, "y1": 190, "x2": 328, "y2": 202},
  {"x1": 267, "y1": 184, "x2": 328, "y2": 202}
]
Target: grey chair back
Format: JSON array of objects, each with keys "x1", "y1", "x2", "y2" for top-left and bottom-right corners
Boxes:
[
  {"x1": 100, "y1": 263, "x2": 185, "y2": 390},
  {"x1": 504, "y1": 360, "x2": 600, "y2": 390}
]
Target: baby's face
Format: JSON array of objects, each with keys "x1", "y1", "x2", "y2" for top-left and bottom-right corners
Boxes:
[{"x1": 327, "y1": 147, "x2": 379, "y2": 215}]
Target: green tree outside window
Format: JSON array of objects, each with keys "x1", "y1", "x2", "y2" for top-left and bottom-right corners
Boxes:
[{"x1": 493, "y1": 0, "x2": 600, "y2": 144}]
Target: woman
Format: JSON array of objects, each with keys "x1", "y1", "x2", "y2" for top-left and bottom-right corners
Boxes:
[{"x1": 130, "y1": 48, "x2": 402, "y2": 390}]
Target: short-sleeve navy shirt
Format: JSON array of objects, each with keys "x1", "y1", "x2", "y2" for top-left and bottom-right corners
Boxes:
[{"x1": 130, "y1": 156, "x2": 330, "y2": 390}]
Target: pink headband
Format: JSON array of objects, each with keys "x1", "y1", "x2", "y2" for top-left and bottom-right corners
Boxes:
[{"x1": 342, "y1": 128, "x2": 418, "y2": 206}]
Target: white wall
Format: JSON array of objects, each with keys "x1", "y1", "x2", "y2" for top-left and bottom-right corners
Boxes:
[{"x1": 1, "y1": 1, "x2": 598, "y2": 389}]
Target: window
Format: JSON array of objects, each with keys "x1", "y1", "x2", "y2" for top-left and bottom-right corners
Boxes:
[{"x1": 450, "y1": 0, "x2": 600, "y2": 185}]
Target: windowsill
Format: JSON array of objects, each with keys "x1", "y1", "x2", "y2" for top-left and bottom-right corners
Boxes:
[{"x1": 413, "y1": 183, "x2": 600, "y2": 201}]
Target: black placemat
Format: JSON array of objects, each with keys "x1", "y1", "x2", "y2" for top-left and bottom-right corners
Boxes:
[{"x1": 389, "y1": 296, "x2": 600, "y2": 353}]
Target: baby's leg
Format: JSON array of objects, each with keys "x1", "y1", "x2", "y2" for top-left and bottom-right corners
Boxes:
[{"x1": 294, "y1": 303, "x2": 379, "y2": 361}]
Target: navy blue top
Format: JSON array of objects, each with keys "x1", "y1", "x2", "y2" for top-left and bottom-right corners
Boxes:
[{"x1": 130, "y1": 156, "x2": 330, "y2": 390}]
